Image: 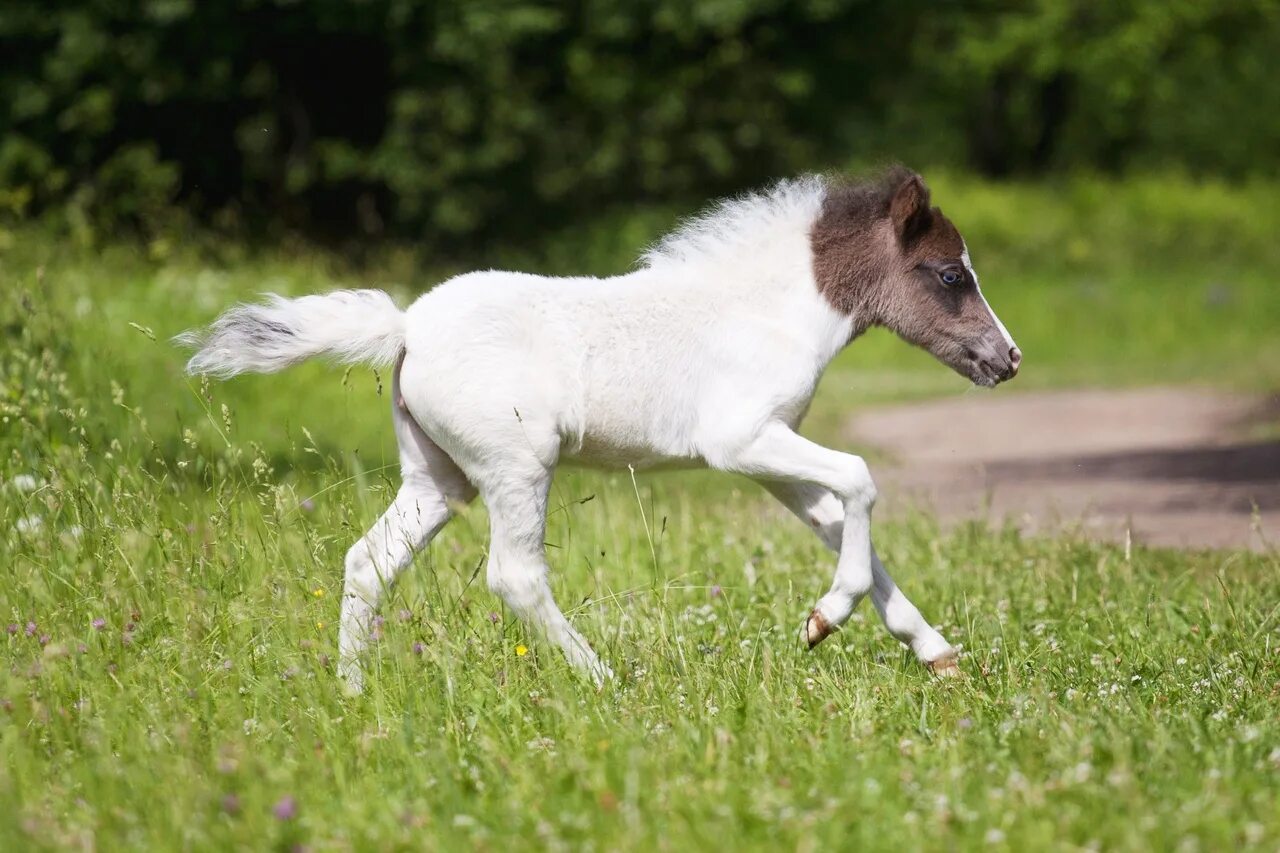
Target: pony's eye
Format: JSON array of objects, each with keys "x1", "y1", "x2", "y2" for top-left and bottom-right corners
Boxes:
[{"x1": 940, "y1": 269, "x2": 962, "y2": 286}]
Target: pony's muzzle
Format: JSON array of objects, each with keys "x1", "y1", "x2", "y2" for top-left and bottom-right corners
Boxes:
[{"x1": 983, "y1": 344, "x2": 1021, "y2": 384}]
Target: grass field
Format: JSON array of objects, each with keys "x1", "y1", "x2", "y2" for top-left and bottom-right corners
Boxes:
[{"x1": 3, "y1": 176, "x2": 1279, "y2": 849}]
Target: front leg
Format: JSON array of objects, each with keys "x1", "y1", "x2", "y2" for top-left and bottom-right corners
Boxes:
[
  {"x1": 713, "y1": 421, "x2": 877, "y2": 629},
  {"x1": 760, "y1": 480, "x2": 959, "y2": 675},
  {"x1": 716, "y1": 422, "x2": 957, "y2": 676}
]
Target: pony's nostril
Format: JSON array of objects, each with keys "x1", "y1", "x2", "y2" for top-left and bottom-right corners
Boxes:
[{"x1": 1009, "y1": 346, "x2": 1022, "y2": 374}]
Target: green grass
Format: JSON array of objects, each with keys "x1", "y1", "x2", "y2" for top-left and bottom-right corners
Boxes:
[{"x1": 2, "y1": 176, "x2": 1279, "y2": 849}]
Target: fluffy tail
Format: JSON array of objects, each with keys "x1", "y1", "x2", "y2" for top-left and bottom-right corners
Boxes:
[{"x1": 178, "y1": 289, "x2": 405, "y2": 378}]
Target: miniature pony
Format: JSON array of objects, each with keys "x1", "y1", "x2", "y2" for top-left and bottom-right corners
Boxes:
[{"x1": 180, "y1": 168, "x2": 1020, "y2": 692}]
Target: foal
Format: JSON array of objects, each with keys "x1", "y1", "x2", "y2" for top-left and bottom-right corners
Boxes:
[{"x1": 181, "y1": 168, "x2": 1019, "y2": 692}]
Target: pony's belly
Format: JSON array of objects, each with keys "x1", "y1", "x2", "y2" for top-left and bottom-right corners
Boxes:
[
  {"x1": 560, "y1": 451, "x2": 704, "y2": 473},
  {"x1": 564, "y1": 426, "x2": 702, "y2": 471}
]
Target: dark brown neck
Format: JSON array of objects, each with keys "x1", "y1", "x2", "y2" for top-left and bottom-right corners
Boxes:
[{"x1": 810, "y1": 190, "x2": 891, "y2": 328}]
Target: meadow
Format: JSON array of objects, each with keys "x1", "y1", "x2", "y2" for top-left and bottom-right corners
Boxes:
[{"x1": 2, "y1": 175, "x2": 1279, "y2": 850}]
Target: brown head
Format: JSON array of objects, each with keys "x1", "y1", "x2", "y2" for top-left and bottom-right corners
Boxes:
[{"x1": 811, "y1": 168, "x2": 1021, "y2": 387}]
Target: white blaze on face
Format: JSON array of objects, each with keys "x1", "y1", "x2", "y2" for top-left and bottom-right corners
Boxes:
[{"x1": 961, "y1": 243, "x2": 1016, "y2": 351}]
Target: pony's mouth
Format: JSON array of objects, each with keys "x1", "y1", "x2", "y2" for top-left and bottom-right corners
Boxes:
[
  {"x1": 922, "y1": 335, "x2": 1022, "y2": 388},
  {"x1": 964, "y1": 348, "x2": 1020, "y2": 387},
  {"x1": 971, "y1": 358, "x2": 1001, "y2": 387}
]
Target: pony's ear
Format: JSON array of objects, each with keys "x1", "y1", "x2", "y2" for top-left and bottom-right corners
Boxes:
[{"x1": 889, "y1": 172, "x2": 933, "y2": 246}]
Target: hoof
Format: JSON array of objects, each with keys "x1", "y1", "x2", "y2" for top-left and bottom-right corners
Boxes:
[
  {"x1": 805, "y1": 609, "x2": 834, "y2": 649},
  {"x1": 592, "y1": 665, "x2": 615, "y2": 690},
  {"x1": 926, "y1": 652, "x2": 962, "y2": 678}
]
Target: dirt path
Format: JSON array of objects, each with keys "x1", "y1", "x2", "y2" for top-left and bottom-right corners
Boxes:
[{"x1": 846, "y1": 388, "x2": 1280, "y2": 552}]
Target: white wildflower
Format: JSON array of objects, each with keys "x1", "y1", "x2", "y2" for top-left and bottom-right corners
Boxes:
[
  {"x1": 525, "y1": 736, "x2": 557, "y2": 754},
  {"x1": 8, "y1": 474, "x2": 39, "y2": 492}
]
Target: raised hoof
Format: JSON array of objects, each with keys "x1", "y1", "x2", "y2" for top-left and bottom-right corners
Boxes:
[
  {"x1": 926, "y1": 652, "x2": 962, "y2": 678},
  {"x1": 805, "y1": 609, "x2": 834, "y2": 649}
]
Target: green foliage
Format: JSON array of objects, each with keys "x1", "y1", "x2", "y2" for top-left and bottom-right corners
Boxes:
[
  {"x1": 1, "y1": 0, "x2": 1277, "y2": 246},
  {"x1": 936, "y1": 0, "x2": 1280, "y2": 176}
]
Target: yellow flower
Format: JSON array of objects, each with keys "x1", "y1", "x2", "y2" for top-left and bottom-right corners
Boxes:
[
  {"x1": 515, "y1": 644, "x2": 528, "y2": 657},
  {"x1": 316, "y1": 621, "x2": 326, "y2": 629},
  {"x1": 312, "y1": 588, "x2": 325, "y2": 598}
]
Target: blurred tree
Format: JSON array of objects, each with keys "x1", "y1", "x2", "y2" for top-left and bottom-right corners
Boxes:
[
  {"x1": 915, "y1": 0, "x2": 1280, "y2": 176},
  {"x1": 0, "y1": 0, "x2": 1276, "y2": 247}
]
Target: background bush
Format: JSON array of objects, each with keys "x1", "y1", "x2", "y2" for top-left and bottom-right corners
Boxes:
[{"x1": 2, "y1": 0, "x2": 1278, "y2": 249}]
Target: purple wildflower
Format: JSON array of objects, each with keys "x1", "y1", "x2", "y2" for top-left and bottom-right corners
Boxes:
[
  {"x1": 273, "y1": 796, "x2": 297, "y2": 821},
  {"x1": 300, "y1": 498, "x2": 315, "y2": 513},
  {"x1": 710, "y1": 584, "x2": 722, "y2": 598},
  {"x1": 412, "y1": 641, "x2": 425, "y2": 655},
  {"x1": 398, "y1": 608, "x2": 412, "y2": 622},
  {"x1": 38, "y1": 634, "x2": 50, "y2": 646},
  {"x1": 6, "y1": 623, "x2": 17, "y2": 635},
  {"x1": 92, "y1": 618, "x2": 106, "y2": 631},
  {"x1": 222, "y1": 793, "x2": 241, "y2": 815},
  {"x1": 25, "y1": 621, "x2": 37, "y2": 637},
  {"x1": 958, "y1": 717, "x2": 974, "y2": 730},
  {"x1": 488, "y1": 611, "x2": 501, "y2": 624}
]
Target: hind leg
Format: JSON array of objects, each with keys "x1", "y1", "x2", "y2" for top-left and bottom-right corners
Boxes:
[
  {"x1": 338, "y1": 379, "x2": 475, "y2": 694},
  {"x1": 478, "y1": 459, "x2": 611, "y2": 685}
]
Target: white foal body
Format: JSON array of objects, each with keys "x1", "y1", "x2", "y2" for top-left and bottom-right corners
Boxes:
[
  {"x1": 182, "y1": 169, "x2": 1019, "y2": 692},
  {"x1": 405, "y1": 180, "x2": 847, "y2": 471}
]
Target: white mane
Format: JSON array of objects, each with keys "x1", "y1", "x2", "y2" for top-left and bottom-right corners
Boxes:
[{"x1": 638, "y1": 175, "x2": 828, "y2": 272}]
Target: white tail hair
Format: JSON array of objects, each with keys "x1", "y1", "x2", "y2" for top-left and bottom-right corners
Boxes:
[{"x1": 178, "y1": 289, "x2": 405, "y2": 378}]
